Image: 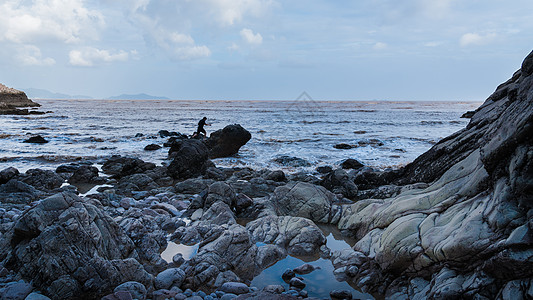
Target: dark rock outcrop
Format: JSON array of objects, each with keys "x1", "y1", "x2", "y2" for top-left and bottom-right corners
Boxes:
[
  {"x1": 102, "y1": 156, "x2": 156, "y2": 179},
  {"x1": 167, "y1": 139, "x2": 211, "y2": 180},
  {"x1": 205, "y1": 124, "x2": 251, "y2": 158},
  {"x1": 0, "y1": 192, "x2": 153, "y2": 299},
  {"x1": 0, "y1": 84, "x2": 41, "y2": 115},
  {"x1": 23, "y1": 135, "x2": 48, "y2": 144}
]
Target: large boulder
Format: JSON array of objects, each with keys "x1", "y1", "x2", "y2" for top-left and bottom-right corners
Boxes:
[
  {"x1": 271, "y1": 181, "x2": 336, "y2": 223},
  {"x1": 247, "y1": 215, "x2": 326, "y2": 256},
  {"x1": 167, "y1": 139, "x2": 211, "y2": 180},
  {"x1": 205, "y1": 124, "x2": 251, "y2": 158},
  {"x1": 0, "y1": 192, "x2": 153, "y2": 299}
]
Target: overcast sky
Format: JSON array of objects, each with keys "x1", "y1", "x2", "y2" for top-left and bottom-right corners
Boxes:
[{"x1": 0, "y1": 0, "x2": 532, "y2": 100}]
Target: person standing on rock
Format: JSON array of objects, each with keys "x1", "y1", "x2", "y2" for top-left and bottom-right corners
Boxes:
[{"x1": 193, "y1": 116, "x2": 210, "y2": 138}]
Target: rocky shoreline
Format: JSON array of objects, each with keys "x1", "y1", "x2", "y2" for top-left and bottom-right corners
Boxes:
[
  {"x1": 0, "y1": 83, "x2": 43, "y2": 115},
  {"x1": 1, "y1": 50, "x2": 532, "y2": 300}
]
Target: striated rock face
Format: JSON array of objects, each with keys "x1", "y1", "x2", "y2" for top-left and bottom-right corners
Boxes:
[
  {"x1": 0, "y1": 192, "x2": 153, "y2": 299},
  {"x1": 0, "y1": 83, "x2": 40, "y2": 108},
  {"x1": 334, "y1": 50, "x2": 533, "y2": 298}
]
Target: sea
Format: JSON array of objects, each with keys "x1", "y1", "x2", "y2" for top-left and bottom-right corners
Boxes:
[{"x1": 0, "y1": 99, "x2": 482, "y2": 172}]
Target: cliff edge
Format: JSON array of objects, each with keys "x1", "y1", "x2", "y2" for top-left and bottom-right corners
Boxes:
[{"x1": 0, "y1": 83, "x2": 41, "y2": 115}]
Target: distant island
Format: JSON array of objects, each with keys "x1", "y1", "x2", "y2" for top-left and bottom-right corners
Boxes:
[
  {"x1": 23, "y1": 88, "x2": 93, "y2": 100},
  {"x1": 107, "y1": 93, "x2": 170, "y2": 100},
  {"x1": 23, "y1": 88, "x2": 170, "y2": 100}
]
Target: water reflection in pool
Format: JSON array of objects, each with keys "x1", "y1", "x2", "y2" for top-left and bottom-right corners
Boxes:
[
  {"x1": 251, "y1": 225, "x2": 374, "y2": 299},
  {"x1": 161, "y1": 241, "x2": 199, "y2": 263}
]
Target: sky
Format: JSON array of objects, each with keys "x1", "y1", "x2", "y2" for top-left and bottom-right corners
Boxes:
[{"x1": 0, "y1": 0, "x2": 532, "y2": 101}]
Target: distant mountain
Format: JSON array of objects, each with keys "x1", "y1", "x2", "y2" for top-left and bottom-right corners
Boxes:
[
  {"x1": 107, "y1": 93, "x2": 170, "y2": 100},
  {"x1": 24, "y1": 88, "x2": 92, "y2": 100}
]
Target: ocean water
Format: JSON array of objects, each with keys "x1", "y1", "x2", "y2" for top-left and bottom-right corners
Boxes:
[{"x1": 0, "y1": 99, "x2": 481, "y2": 172}]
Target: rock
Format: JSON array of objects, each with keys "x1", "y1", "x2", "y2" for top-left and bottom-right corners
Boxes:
[
  {"x1": 62, "y1": 164, "x2": 106, "y2": 184},
  {"x1": 114, "y1": 281, "x2": 147, "y2": 300},
  {"x1": 0, "y1": 167, "x2": 19, "y2": 184},
  {"x1": 117, "y1": 173, "x2": 159, "y2": 194},
  {"x1": 272, "y1": 156, "x2": 311, "y2": 167},
  {"x1": 144, "y1": 144, "x2": 161, "y2": 151},
  {"x1": 23, "y1": 135, "x2": 48, "y2": 144},
  {"x1": 24, "y1": 292, "x2": 52, "y2": 300},
  {"x1": 271, "y1": 182, "x2": 335, "y2": 223},
  {"x1": 340, "y1": 159, "x2": 364, "y2": 170},
  {"x1": 293, "y1": 263, "x2": 320, "y2": 275},
  {"x1": 288, "y1": 277, "x2": 305, "y2": 289},
  {"x1": 0, "y1": 192, "x2": 153, "y2": 299},
  {"x1": 102, "y1": 156, "x2": 156, "y2": 178},
  {"x1": 155, "y1": 268, "x2": 186, "y2": 290},
  {"x1": 174, "y1": 178, "x2": 213, "y2": 195},
  {"x1": 461, "y1": 111, "x2": 476, "y2": 118},
  {"x1": 330, "y1": 290, "x2": 352, "y2": 299},
  {"x1": 219, "y1": 282, "x2": 250, "y2": 295},
  {"x1": 101, "y1": 291, "x2": 134, "y2": 300},
  {"x1": 281, "y1": 269, "x2": 295, "y2": 283},
  {"x1": 205, "y1": 124, "x2": 251, "y2": 158},
  {"x1": 0, "y1": 280, "x2": 32, "y2": 300},
  {"x1": 234, "y1": 193, "x2": 253, "y2": 213},
  {"x1": 320, "y1": 169, "x2": 358, "y2": 199},
  {"x1": 263, "y1": 285, "x2": 285, "y2": 294},
  {"x1": 316, "y1": 165, "x2": 333, "y2": 174},
  {"x1": 204, "y1": 182, "x2": 236, "y2": 208},
  {"x1": 18, "y1": 169, "x2": 64, "y2": 191},
  {"x1": 167, "y1": 139, "x2": 211, "y2": 180},
  {"x1": 247, "y1": 215, "x2": 326, "y2": 256},
  {"x1": 334, "y1": 143, "x2": 355, "y2": 149},
  {"x1": 264, "y1": 170, "x2": 286, "y2": 182},
  {"x1": 0, "y1": 84, "x2": 39, "y2": 107}
]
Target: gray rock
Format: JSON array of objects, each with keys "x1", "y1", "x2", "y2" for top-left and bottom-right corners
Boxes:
[
  {"x1": 330, "y1": 289, "x2": 352, "y2": 299},
  {"x1": 1, "y1": 280, "x2": 32, "y2": 300},
  {"x1": 293, "y1": 263, "x2": 320, "y2": 275},
  {"x1": 0, "y1": 167, "x2": 19, "y2": 184},
  {"x1": 204, "y1": 182, "x2": 236, "y2": 208},
  {"x1": 271, "y1": 182, "x2": 335, "y2": 223},
  {"x1": 262, "y1": 285, "x2": 285, "y2": 294},
  {"x1": 247, "y1": 216, "x2": 326, "y2": 256},
  {"x1": 24, "y1": 292, "x2": 52, "y2": 300},
  {"x1": 321, "y1": 169, "x2": 358, "y2": 199},
  {"x1": 219, "y1": 282, "x2": 250, "y2": 295},
  {"x1": 0, "y1": 192, "x2": 153, "y2": 299},
  {"x1": 264, "y1": 170, "x2": 286, "y2": 182},
  {"x1": 288, "y1": 277, "x2": 305, "y2": 289},
  {"x1": 114, "y1": 281, "x2": 147, "y2": 300},
  {"x1": 155, "y1": 268, "x2": 186, "y2": 290}
]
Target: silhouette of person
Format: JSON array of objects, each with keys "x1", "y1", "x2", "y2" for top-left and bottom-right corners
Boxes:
[{"x1": 194, "y1": 117, "x2": 209, "y2": 137}]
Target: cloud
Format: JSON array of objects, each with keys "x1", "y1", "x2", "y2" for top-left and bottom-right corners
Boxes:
[
  {"x1": 69, "y1": 47, "x2": 130, "y2": 67},
  {"x1": 460, "y1": 32, "x2": 497, "y2": 47},
  {"x1": 204, "y1": 0, "x2": 275, "y2": 26},
  {"x1": 16, "y1": 45, "x2": 56, "y2": 66},
  {"x1": 151, "y1": 29, "x2": 211, "y2": 60},
  {"x1": 240, "y1": 28, "x2": 263, "y2": 45},
  {"x1": 373, "y1": 42, "x2": 388, "y2": 50},
  {"x1": 0, "y1": 0, "x2": 104, "y2": 44}
]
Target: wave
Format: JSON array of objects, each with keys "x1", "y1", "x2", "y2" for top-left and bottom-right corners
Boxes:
[{"x1": 420, "y1": 120, "x2": 444, "y2": 125}]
